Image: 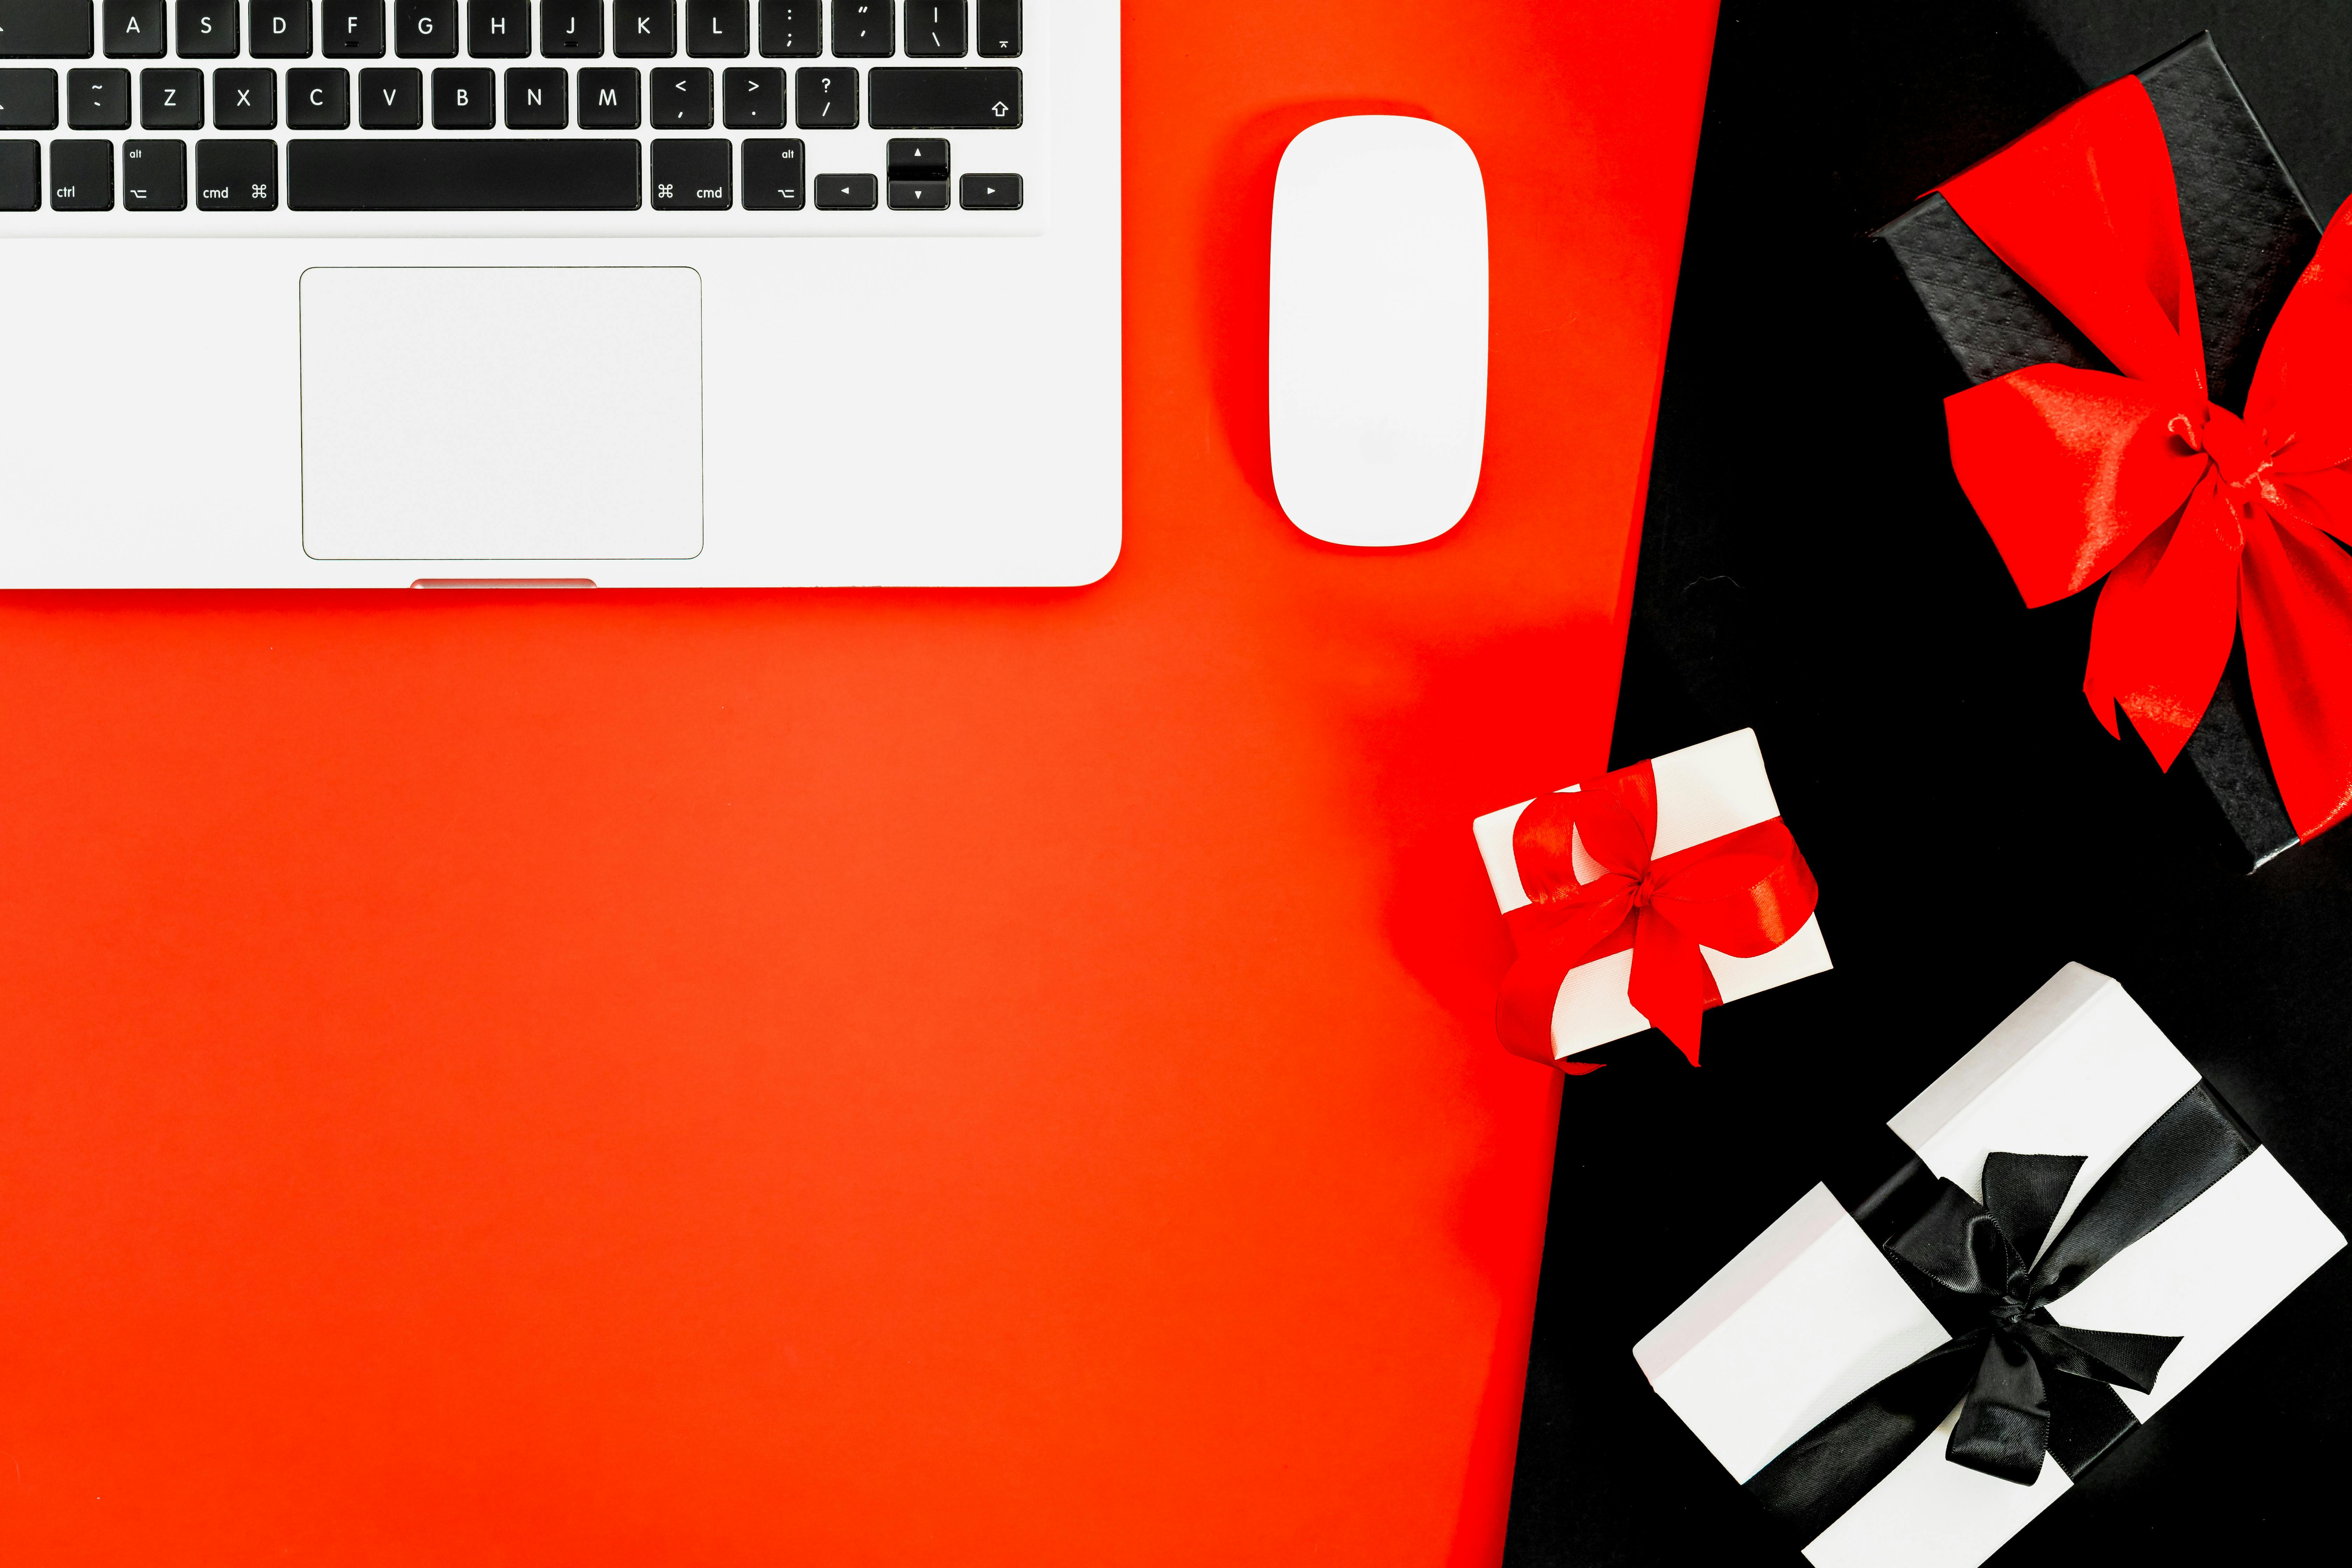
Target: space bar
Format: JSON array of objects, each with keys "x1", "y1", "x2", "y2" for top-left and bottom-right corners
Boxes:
[{"x1": 287, "y1": 140, "x2": 643, "y2": 212}]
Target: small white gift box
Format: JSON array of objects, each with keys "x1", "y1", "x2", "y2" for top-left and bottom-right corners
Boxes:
[
  {"x1": 1633, "y1": 962, "x2": 2346, "y2": 1568},
  {"x1": 1472, "y1": 729, "x2": 1832, "y2": 1063}
]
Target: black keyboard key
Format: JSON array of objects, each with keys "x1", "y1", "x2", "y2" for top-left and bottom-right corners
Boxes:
[
  {"x1": 885, "y1": 178, "x2": 940, "y2": 209},
  {"x1": 122, "y1": 133, "x2": 181, "y2": 205},
  {"x1": 323, "y1": 0, "x2": 382, "y2": 54},
  {"x1": 681, "y1": 0, "x2": 738, "y2": 56},
  {"x1": 0, "y1": 137, "x2": 34, "y2": 205},
  {"x1": 430, "y1": 63, "x2": 489, "y2": 124},
  {"x1": 973, "y1": 0, "x2": 1013, "y2": 56},
  {"x1": 49, "y1": 136, "x2": 111, "y2": 205},
  {"x1": 140, "y1": 65, "x2": 201, "y2": 126},
  {"x1": 103, "y1": 0, "x2": 166, "y2": 56},
  {"x1": 357, "y1": 63, "x2": 418, "y2": 123},
  {"x1": 0, "y1": 0, "x2": 93, "y2": 57},
  {"x1": 740, "y1": 133, "x2": 796, "y2": 206},
  {"x1": 611, "y1": 0, "x2": 669, "y2": 56},
  {"x1": 176, "y1": 0, "x2": 237, "y2": 56},
  {"x1": 0, "y1": 66, "x2": 58, "y2": 125},
  {"x1": 575, "y1": 63, "x2": 634, "y2": 125},
  {"x1": 66, "y1": 65, "x2": 128, "y2": 126},
  {"x1": 957, "y1": 168, "x2": 1014, "y2": 207},
  {"x1": 883, "y1": 134, "x2": 940, "y2": 178},
  {"x1": 791, "y1": 62, "x2": 847, "y2": 127},
  {"x1": 903, "y1": 0, "x2": 960, "y2": 57},
  {"x1": 827, "y1": 0, "x2": 883, "y2": 55},
  {"x1": 812, "y1": 169, "x2": 870, "y2": 208},
  {"x1": 215, "y1": 65, "x2": 274, "y2": 124},
  {"x1": 195, "y1": 135, "x2": 274, "y2": 206},
  {"x1": 288, "y1": 136, "x2": 639, "y2": 208},
  {"x1": 393, "y1": 0, "x2": 452, "y2": 55},
  {"x1": 287, "y1": 64, "x2": 346, "y2": 124},
  {"x1": 719, "y1": 62, "x2": 774, "y2": 126},
  {"x1": 868, "y1": 65, "x2": 1013, "y2": 127},
  {"x1": 466, "y1": 0, "x2": 524, "y2": 56},
  {"x1": 650, "y1": 134, "x2": 722, "y2": 207},
  {"x1": 756, "y1": 0, "x2": 810, "y2": 56},
  {"x1": 539, "y1": 0, "x2": 595, "y2": 54},
  {"x1": 646, "y1": 62, "x2": 704, "y2": 125},
  {"x1": 503, "y1": 62, "x2": 559, "y2": 125},
  {"x1": 251, "y1": 0, "x2": 311, "y2": 55}
]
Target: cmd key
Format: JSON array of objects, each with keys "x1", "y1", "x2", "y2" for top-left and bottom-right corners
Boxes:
[{"x1": 0, "y1": 0, "x2": 95, "y2": 56}]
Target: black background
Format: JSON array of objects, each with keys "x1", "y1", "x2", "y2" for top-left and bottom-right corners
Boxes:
[{"x1": 1500, "y1": 3, "x2": 2352, "y2": 1563}]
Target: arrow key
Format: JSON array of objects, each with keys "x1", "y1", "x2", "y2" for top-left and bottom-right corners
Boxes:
[
  {"x1": 812, "y1": 170, "x2": 873, "y2": 209},
  {"x1": 958, "y1": 170, "x2": 1017, "y2": 210}
]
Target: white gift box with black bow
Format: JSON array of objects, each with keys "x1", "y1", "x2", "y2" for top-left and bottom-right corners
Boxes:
[{"x1": 1633, "y1": 963, "x2": 2344, "y2": 1568}]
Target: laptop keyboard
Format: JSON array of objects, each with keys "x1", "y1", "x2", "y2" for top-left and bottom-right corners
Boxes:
[{"x1": 0, "y1": 0, "x2": 1041, "y2": 230}]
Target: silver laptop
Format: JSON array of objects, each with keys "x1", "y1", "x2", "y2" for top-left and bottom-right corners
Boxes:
[{"x1": 0, "y1": 0, "x2": 1120, "y2": 586}]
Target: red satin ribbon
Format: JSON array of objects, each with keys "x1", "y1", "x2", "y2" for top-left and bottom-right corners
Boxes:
[
  {"x1": 1939, "y1": 77, "x2": 2352, "y2": 841},
  {"x1": 1496, "y1": 760, "x2": 1817, "y2": 1072}
]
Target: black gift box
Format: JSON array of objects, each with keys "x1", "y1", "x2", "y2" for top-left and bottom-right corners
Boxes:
[{"x1": 1877, "y1": 35, "x2": 2319, "y2": 873}]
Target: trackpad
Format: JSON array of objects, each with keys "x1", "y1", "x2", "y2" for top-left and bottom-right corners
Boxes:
[{"x1": 301, "y1": 267, "x2": 703, "y2": 561}]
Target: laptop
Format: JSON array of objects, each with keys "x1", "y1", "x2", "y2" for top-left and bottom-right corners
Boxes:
[{"x1": 0, "y1": 0, "x2": 1120, "y2": 587}]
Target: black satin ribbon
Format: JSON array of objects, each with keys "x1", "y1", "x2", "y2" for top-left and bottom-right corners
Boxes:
[{"x1": 1745, "y1": 1081, "x2": 2259, "y2": 1543}]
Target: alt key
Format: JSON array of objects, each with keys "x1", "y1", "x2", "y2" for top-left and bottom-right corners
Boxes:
[{"x1": 124, "y1": 138, "x2": 187, "y2": 210}]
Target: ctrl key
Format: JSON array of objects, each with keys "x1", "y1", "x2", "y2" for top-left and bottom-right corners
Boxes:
[
  {"x1": 49, "y1": 138, "x2": 113, "y2": 210},
  {"x1": 0, "y1": 140, "x2": 37, "y2": 211},
  {"x1": 197, "y1": 139, "x2": 278, "y2": 211}
]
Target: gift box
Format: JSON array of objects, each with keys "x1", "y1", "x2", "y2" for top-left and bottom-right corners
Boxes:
[
  {"x1": 1634, "y1": 962, "x2": 2345, "y2": 1568},
  {"x1": 1877, "y1": 34, "x2": 2344, "y2": 873},
  {"x1": 1472, "y1": 729, "x2": 1829, "y2": 1071}
]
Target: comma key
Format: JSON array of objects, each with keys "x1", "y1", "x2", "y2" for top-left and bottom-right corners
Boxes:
[
  {"x1": 196, "y1": 135, "x2": 276, "y2": 208},
  {"x1": 123, "y1": 135, "x2": 185, "y2": 208}
]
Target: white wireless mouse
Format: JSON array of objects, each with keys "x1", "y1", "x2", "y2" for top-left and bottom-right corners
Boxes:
[{"x1": 1269, "y1": 116, "x2": 1490, "y2": 548}]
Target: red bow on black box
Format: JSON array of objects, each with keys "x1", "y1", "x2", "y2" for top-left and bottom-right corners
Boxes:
[{"x1": 1881, "y1": 34, "x2": 2352, "y2": 868}]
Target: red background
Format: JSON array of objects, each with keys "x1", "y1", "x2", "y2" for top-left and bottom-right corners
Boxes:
[{"x1": 0, "y1": 4, "x2": 1717, "y2": 1561}]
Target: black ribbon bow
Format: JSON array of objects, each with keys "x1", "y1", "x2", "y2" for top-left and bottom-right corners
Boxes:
[{"x1": 1745, "y1": 1082, "x2": 2259, "y2": 1543}]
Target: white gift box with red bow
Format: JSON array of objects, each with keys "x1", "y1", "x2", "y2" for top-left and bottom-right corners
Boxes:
[{"x1": 1471, "y1": 728, "x2": 1833, "y2": 1062}]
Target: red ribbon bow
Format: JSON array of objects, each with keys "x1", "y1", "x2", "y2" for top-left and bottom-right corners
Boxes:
[
  {"x1": 1940, "y1": 77, "x2": 2352, "y2": 841},
  {"x1": 1495, "y1": 760, "x2": 1818, "y2": 1072}
]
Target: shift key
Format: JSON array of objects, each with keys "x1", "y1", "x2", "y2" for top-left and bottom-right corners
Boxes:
[
  {"x1": 0, "y1": 0, "x2": 96, "y2": 57},
  {"x1": 0, "y1": 67, "x2": 60, "y2": 126}
]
